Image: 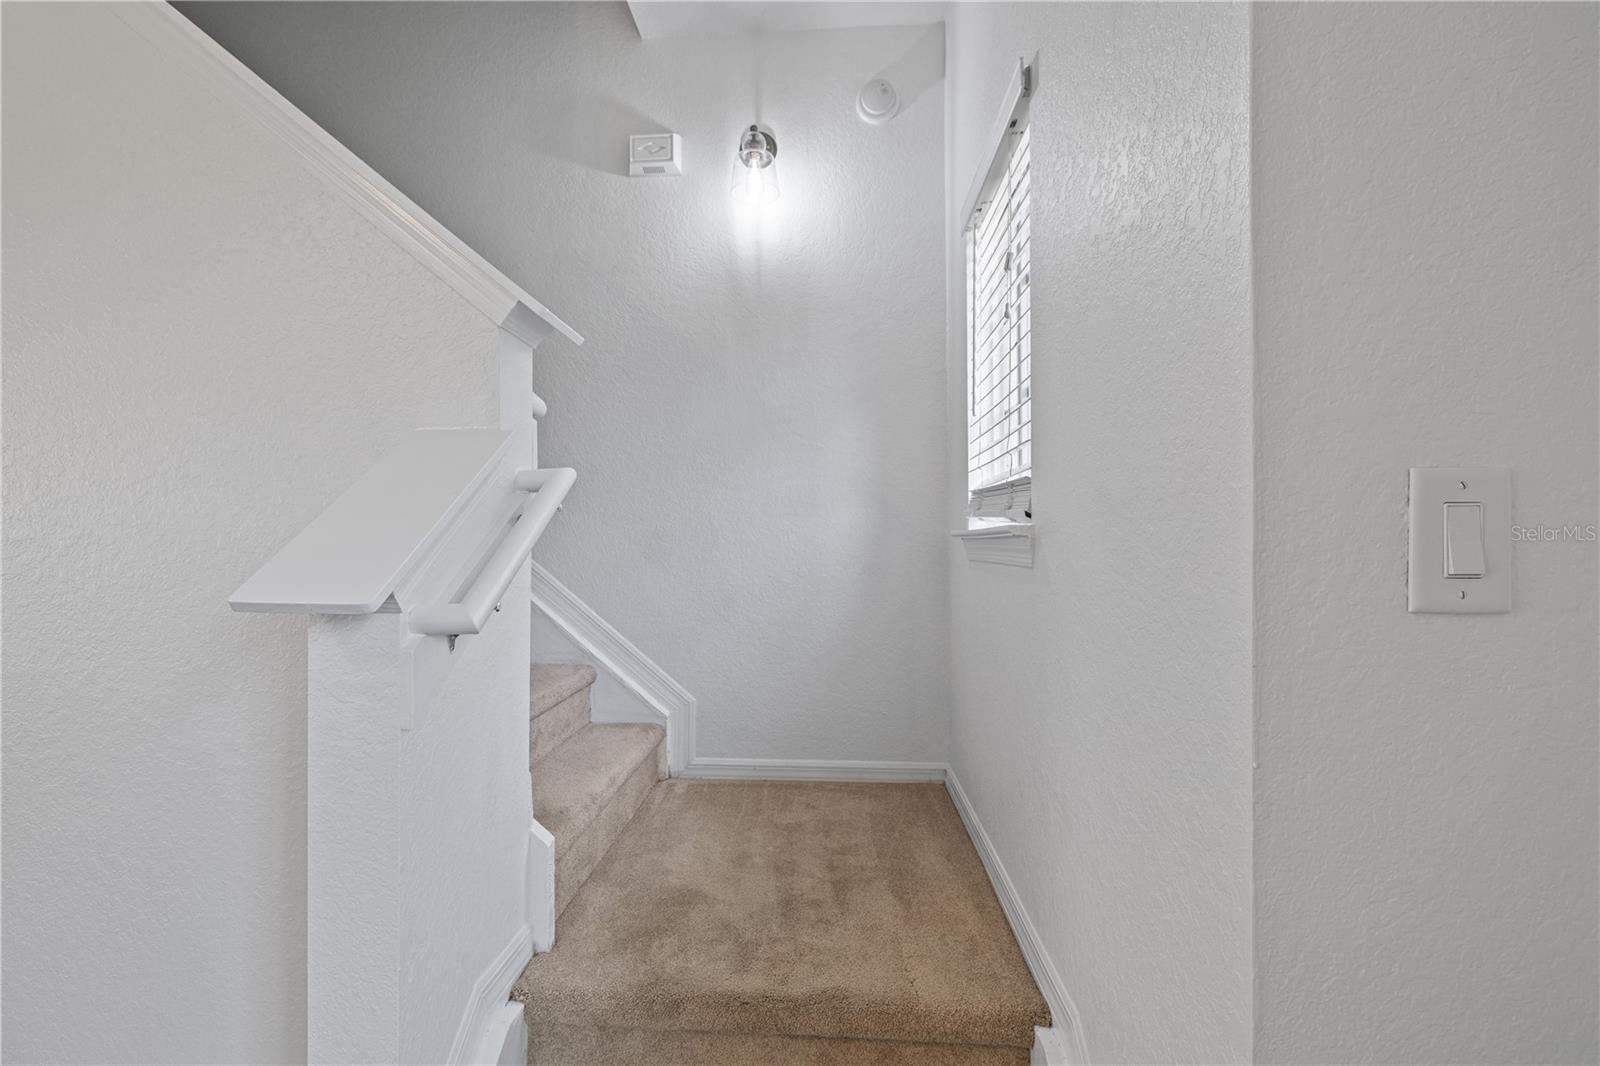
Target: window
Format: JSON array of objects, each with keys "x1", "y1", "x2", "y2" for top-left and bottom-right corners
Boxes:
[{"x1": 965, "y1": 72, "x2": 1032, "y2": 526}]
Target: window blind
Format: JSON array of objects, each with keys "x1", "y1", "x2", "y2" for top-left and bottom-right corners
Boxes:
[{"x1": 966, "y1": 121, "x2": 1032, "y2": 521}]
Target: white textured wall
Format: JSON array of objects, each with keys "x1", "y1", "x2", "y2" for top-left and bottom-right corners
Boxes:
[
  {"x1": 944, "y1": 5, "x2": 1255, "y2": 1063},
  {"x1": 177, "y1": 1, "x2": 951, "y2": 765},
  {"x1": 1252, "y1": 5, "x2": 1599, "y2": 1062},
  {"x1": 1, "y1": 4, "x2": 501, "y2": 1061},
  {"x1": 398, "y1": 565, "x2": 529, "y2": 1065}
]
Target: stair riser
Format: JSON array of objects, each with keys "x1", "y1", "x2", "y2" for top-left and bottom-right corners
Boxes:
[
  {"x1": 530, "y1": 688, "x2": 590, "y2": 764},
  {"x1": 528, "y1": 1023, "x2": 1030, "y2": 1066},
  {"x1": 554, "y1": 740, "x2": 665, "y2": 917},
  {"x1": 531, "y1": 664, "x2": 597, "y2": 718}
]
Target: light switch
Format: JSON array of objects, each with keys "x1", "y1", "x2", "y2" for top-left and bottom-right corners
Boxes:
[
  {"x1": 1408, "y1": 467, "x2": 1511, "y2": 613},
  {"x1": 1443, "y1": 503, "x2": 1485, "y2": 577}
]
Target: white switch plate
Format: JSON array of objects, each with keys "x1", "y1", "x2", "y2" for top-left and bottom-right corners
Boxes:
[{"x1": 1408, "y1": 467, "x2": 1511, "y2": 613}]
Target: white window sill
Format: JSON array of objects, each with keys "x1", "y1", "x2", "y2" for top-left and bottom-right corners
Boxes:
[{"x1": 950, "y1": 522, "x2": 1033, "y2": 568}]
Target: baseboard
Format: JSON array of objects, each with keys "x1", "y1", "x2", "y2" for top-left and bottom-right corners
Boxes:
[
  {"x1": 448, "y1": 923, "x2": 534, "y2": 1066},
  {"x1": 945, "y1": 768, "x2": 1090, "y2": 1066},
  {"x1": 680, "y1": 757, "x2": 949, "y2": 783},
  {"x1": 529, "y1": 563, "x2": 695, "y2": 773},
  {"x1": 491, "y1": 1002, "x2": 528, "y2": 1066},
  {"x1": 1032, "y1": 1024, "x2": 1078, "y2": 1066}
]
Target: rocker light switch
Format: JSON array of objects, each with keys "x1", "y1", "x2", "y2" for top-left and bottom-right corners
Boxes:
[
  {"x1": 1444, "y1": 503, "x2": 1485, "y2": 577},
  {"x1": 1408, "y1": 467, "x2": 1511, "y2": 613}
]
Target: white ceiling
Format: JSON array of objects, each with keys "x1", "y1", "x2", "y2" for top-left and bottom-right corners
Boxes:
[{"x1": 625, "y1": 1, "x2": 945, "y2": 40}]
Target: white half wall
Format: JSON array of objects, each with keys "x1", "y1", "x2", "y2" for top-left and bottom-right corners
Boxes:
[
  {"x1": 176, "y1": 0, "x2": 953, "y2": 767},
  {"x1": 943, "y1": 5, "x2": 1255, "y2": 1063},
  {"x1": 1251, "y1": 5, "x2": 1599, "y2": 1061},
  {"x1": 1, "y1": 4, "x2": 502, "y2": 1061},
  {"x1": 398, "y1": 566, "x2": 531, "y2": 1066}
]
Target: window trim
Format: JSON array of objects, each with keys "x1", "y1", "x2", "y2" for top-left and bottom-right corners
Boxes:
[
  {"x1": 953, "y1": 58, "x2": 1034, "y2": 568},
  {"x1": 950, "y1": 521, "x2": 1034, "y2": 567}
]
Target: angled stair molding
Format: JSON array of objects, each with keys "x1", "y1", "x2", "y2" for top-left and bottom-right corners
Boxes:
[
  {"x1": 682, "y1": 757, "x2": 949, "y2": 783},
  {"x1": 945, "y1": 768, "x2": 1091, "y2": 1066},
  {"x1": 112, "y1": 1, "x2": 582, "y2": 351},
  {"x1": 529, "y1": 562, "x2": 694, "y2": 774},
  {"x1": 449, "y1": 923, "x2": 533, "y2": 1066}
]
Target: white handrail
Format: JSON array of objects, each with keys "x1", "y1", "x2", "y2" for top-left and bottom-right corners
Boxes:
[{"x1": 409, "y1": 467, "x2": 576, "y2": 637}]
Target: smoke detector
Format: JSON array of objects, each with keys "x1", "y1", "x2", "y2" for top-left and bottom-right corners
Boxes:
[{"x1": 856, "y1": 79, "x2": 900, "y2": 125}]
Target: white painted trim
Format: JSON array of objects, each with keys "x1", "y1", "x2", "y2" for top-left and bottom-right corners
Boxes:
[
  {"x1": 1032, "y1": 1024, "x2": 1078, "y2": 1066},
  {"x1": 496, "y1": 329, "x2": 545, "y2": 442},
  {"x1": 526, "y1": 820, "x2": 555, "y2": 954},
  {"x1": 493, "y1": 1004, "x2": 528, "y2": 1066},
  {"x1": 112, "y1": 1, "x2": 582, "y2": 349},
  {"x1": 528, "y1": 562, "x2": 695, "y2": 773},
  {"x1": 946, "y1": 768, "x2": 1090, "y2": 1066},
  {"x1": 951, "y1": 523, "x2": 1035, "y2": 567},
  {"x1": 449, "y1": 923, "x2": 534, "y2": 1066},
  {"x1": 231, "y1": 429, "x2": 512, "y2": 615},
  {"x1": 960, "y1": 57, "x2": 1032, "y2": 230},
  {"x1": 680, "y1": 757, "x2": 949, "y2": 783}
]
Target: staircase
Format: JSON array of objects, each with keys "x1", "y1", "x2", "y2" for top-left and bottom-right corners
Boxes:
[
  {"x1": 529, "y1": 664, "x2": 667, "y2": 919},
  {"x1": 515, "y1": 774, "x2": 1050, "y2": 1065}
]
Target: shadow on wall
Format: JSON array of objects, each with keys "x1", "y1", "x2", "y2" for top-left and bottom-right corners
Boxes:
[
  {"x1": 869, "y1": 22, "x2": 944, "y2": 119},
  {"x1": 536, "y1": 92, "x2": 666, "y2": 176}
]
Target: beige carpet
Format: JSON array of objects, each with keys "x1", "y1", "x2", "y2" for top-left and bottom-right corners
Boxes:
[{"x1": 516, "y1": 780, "x2": 1049, "y2": 1065}]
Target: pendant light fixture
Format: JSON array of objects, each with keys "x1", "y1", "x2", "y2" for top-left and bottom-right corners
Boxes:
[{"x1": 731, "y1": 124, "x2": 779, "y2": 204}]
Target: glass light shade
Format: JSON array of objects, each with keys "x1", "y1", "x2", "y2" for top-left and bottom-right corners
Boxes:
[
  {"x1": 732, "y1": 124, "x2": 779, "y2": 204},
  {"x1": 731, "y1": 158, "x2": 780, "y2": 204}
]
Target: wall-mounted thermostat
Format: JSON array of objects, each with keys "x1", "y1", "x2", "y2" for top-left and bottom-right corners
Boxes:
[{"x1": 629, "y1": 133, "x2": 682, "y2": 177}]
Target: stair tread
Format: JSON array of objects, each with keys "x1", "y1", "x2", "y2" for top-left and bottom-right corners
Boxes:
[
  {"x1": 517, "y1": 781, "x2": 1050, "y2": 1051},
  {"x1": 531, "y1": 663, "x2": 597, "y2": 719},
  {"x1": 532, "y1": 722, "x2": 663, "y2": 859}
]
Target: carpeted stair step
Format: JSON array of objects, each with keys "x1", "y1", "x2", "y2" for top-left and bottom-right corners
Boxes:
[
  {"x1": 516, "y1": 780, "x2": 1050, "y2": 1066},
  {"x1": 530, "y1": 664, "x2": 596, "y2": 764},
  {"x1": 532, "y1": 664, "x2": 596, "y2": 717},
  {"x1": 527, "y1": 1024, "x2": 1033, "y2": 1065},
  {"x1": 532, "y1": 721, "x2": 666, "y2": 917}
]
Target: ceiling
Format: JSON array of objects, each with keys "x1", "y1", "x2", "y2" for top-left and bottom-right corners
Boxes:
[{"x1": 625, "y1": 1, "x2": 945, "y2": 40}]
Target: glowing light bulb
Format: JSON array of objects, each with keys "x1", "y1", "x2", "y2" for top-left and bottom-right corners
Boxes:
[{"x1": 731, "y1": 124, "x2": 779, "y2": 205}]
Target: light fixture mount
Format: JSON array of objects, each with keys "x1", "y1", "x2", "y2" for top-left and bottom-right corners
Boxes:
[
  {"x1": 732, "y1": 123, "x2": 780, "y2": 204},
  {"x1": 738, "y1": 124, "x2": 777, "y2": 168}
]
